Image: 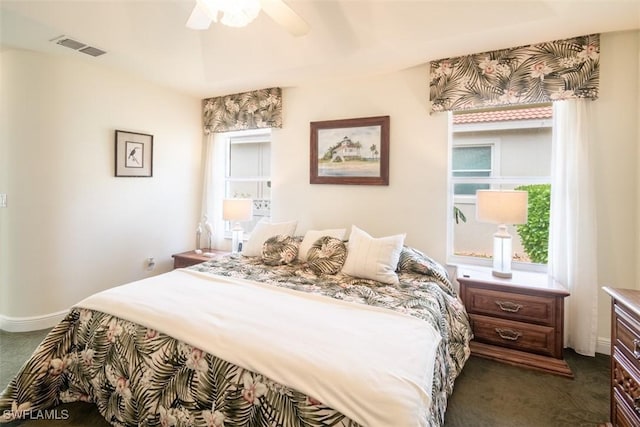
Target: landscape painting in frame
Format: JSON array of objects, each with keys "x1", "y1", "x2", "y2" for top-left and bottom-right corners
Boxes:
[
  {"x1": 310, "y1": 116, "x2": 389, "y2": 185},
  {"x1": 115, "y1": 130, "x2": 153, "y2": 177}
]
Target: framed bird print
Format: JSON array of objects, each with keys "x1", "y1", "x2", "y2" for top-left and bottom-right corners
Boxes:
[{"x1": 115, "y1": 130, "x2": 153, "y2": 177}]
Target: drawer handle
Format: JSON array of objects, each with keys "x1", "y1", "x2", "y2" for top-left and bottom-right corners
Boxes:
[
  {"x1": 495, "y1": 328, "x2": 522, "y2": 341},
  {"x1": 634, "y1": 339, "x2": 640, "y2": 360},
  {"x1": 495, "y1": 300, "x2": 523, "y2": 313}
]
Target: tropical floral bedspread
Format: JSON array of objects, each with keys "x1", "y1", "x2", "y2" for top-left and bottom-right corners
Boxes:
[{"x1": 0, "y1": 247, "x2": 471, "y2": 426}]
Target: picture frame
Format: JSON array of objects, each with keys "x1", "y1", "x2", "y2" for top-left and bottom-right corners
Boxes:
[
  {"x1": 310, "y1": 115, "x2": 389, "y2": 185},
  {"x1": 115, "y1": 130, "x2": 153, "y2": 177}
]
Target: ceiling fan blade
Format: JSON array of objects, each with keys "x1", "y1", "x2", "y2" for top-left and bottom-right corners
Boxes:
[
  {"x1": 260, "y1": 0, "x2": 310, "y2": 37},
  {"x1": 186, "y1": 1, "x2": 213, "y2": 30}
]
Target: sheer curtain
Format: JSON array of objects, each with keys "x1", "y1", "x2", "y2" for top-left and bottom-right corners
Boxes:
[
  {"x1": 548, "y1": 99, "x2": 598, "y2": 356},
  {"x1": 201, "y1": 133, "x2": 227, "y2": 250}
]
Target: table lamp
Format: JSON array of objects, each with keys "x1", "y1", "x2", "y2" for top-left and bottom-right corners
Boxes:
[
  {"x1": 476, "y1": 190, "x2": 528, "y2": 278},
  {"x1": 223, "y1": 198, "x2": 253, "y2": 253}
]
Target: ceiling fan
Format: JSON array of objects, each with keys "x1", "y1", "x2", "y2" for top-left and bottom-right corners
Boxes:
[{"x1": 186, "y1": 0, "x2": 310, "y2": 37}]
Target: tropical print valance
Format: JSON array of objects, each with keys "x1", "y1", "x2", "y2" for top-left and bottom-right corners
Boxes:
[
  {"x1": 429, "y1": 34, "x2": 599, "y2": 113},
  {"x1": 203, "y1": 87, "x2": 282, "y2": 134}
]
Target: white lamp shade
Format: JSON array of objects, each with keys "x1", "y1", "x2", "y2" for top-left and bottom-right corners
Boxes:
[
  {"x1": 476, "y1": 190, "x2": 528, "y2": 225},
  {"x1": 222, "y1": 198, "x2": 253, "y2": 222}
]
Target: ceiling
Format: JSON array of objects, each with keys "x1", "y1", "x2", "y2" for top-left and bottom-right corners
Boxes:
[{"x1": 1, "y1": 0, "x2": 639, "y2": 99}]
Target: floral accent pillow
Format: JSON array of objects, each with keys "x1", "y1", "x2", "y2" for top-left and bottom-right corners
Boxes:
[
  {"x1": 297, "y1": 228, "x2": 346, "y2": 261},
  {"x1": 243, "y1": 219, "x2": 298, "y2": 257},
  {"x1": 262, "y1": 235, "x2": 299, "y2": 266},
  {"x1": 306, "y1": 236, "x2": 347, "y2": 275}
]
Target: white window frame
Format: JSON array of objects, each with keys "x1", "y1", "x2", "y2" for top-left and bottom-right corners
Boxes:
[
  {"x1": 451, "y1": 138, "x2": 500, "y2": 203},
  {"x1": 446, "y1": 113, "x2": 551, "y2": 273},
  {"x1": 222, "y1": 128, "x2": 271, "y2": 236}
]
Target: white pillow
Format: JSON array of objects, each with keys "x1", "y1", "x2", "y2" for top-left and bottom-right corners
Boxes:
[
  {"x1": 242, "y1": 219, "x2": 298, "y2": 256},
  {"x1": 298, "y1": 228, "x2": 347, "y2": 261},
  {"x1": 341, "y1": 225, "x2": 406, "y2": 285}
]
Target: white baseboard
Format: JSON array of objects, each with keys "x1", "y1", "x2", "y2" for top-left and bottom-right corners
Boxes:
[
  {"x1": 596, "y1": 336, "x2": 611, "y2": 356},
  {"x1": 0, "y1": 309, "x2": 68, "y2": 332}
]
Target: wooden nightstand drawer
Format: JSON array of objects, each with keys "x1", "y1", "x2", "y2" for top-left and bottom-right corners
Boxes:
[
  {"x1": 458, "y1": 266, "x2": 571, "y2": 377},
  {"x1": 465, "y1": 287, "x2": 555, "y2": 326},
  {"x1": 470, "y1": 313, "x2": 556, "y2": 357}
]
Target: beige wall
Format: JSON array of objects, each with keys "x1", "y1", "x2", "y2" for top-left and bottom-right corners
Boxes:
[
  {"x1": 273, "y1": 30, "x2": 639, "y2": 350},
  {"x1": 637, "y1": 31, "x2": 640, "y2": 304},
  {"x1": 1, "y1": 31, "x2": 638, "y2": 351},
  {"x1": 273, "y1": 65, "x2": 449, "y2": 259},
  {"x1": 0, "y1": 49, "x2": 202, "y2": 329},
  {"x1": 594, "y1": 30, "x2": 640, "y2": 347}
]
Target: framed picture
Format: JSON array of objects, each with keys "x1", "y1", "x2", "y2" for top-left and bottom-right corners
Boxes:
[
  {"x1": 115, "y1": 130, "x2": 153, "y2": 177},
  {"x1": 310, "y1": 115, "x2": 389, "y2": 185}
]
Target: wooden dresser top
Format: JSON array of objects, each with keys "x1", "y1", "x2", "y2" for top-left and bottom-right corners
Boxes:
[
  {"x1": 603, "y1": 287, "x2": 640, "y2": 318},
  {"x1": 457, "y1": 265, "x2": 569, "y2": 296}
]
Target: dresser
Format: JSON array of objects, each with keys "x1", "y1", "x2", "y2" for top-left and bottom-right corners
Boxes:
[
  {"x1": 457, "y1": 266, "x2": 573, "y2": 378},
  {"x1": 603, "y1": 287, "x2": 640, "y2": 426}
]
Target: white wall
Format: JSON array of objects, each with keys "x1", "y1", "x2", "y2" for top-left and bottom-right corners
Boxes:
[
  {"x1": 1, "y1": 30, "x2": 638, "y2": 349},
  {"x1": 0, "y1": 49, "x2": 202, "y2": 330},
  {"x1": 274, "y1": 64, "x2": 449, "y2": 260},
  {"x1": 594, "y1": 30, "x2": 640, "y2": 347},
  {"x1": 273, "y1": 30, "x2": 639, "y2": 350},
  {"x1": 637, "y1": 31, "x2": 640, "y2": 308}
]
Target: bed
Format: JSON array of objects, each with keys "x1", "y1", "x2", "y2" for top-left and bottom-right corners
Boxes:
[{"x1": 0, "y1": 226, "x2": 472, "y2": 427}]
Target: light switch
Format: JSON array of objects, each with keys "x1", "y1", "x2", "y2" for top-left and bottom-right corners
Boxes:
[{"x1": 0, "y1": 194, "x2": 6, "y2": 208}]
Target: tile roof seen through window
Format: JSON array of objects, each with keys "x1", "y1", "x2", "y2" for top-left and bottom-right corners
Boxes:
[{"x1": 453, "y1": 106, "x2": 553, "y2": 124}]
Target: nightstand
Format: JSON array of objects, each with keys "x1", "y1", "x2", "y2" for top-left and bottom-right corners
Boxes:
[
  {"x1": 171, "y1": 249, "x2": 229, "y2": 269},
  {"x1": 457, "y1": 265, "x2": 573, "y2": 378}
]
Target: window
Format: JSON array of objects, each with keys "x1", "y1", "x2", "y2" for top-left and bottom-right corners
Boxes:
[
  {"x1": 448, "y1": 104, "x2": 553, "y2": 270},
  {"x1": 452, "y1": 142, "x2": 495, "y2": 196},
  {"x1": 224, "y1": 129, "x2": 271, "y2": 234}
]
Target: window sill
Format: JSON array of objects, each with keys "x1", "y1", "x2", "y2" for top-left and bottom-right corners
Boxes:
[{"x1": 446, "y1": 255, "x2": 547, "y2": 274}]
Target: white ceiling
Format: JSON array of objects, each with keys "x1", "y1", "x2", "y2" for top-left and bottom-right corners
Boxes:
[{"x1": 1, "y1": 0, "x2": 639, "y2": 99}]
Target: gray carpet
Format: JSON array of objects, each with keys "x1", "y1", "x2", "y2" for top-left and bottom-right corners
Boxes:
[{"x1": 1, "y1": 329, "x2": 610, "y2": 426}]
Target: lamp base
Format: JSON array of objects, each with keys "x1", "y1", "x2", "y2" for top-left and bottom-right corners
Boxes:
[
  {"x1": 492, "y1": 270, "x2": 513, "y2": 279},
  {"x1": 231, "y1": 223, "x2": 244, "y2": 254},
  {"x1": 492, "y1": 225, "x2": 513, "y2": 279}
]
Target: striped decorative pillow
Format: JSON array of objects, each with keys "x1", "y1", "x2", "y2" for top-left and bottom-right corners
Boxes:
[
  {"x1": 307, "y1": 236, "x2": 347, "y2": 275},
  {"x1": 341, "y1": 225, "x2": 405, "y2": 285}
]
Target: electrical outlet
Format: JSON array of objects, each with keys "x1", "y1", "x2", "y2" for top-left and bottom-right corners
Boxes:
[{"x1": 0, "y1": 194, "x2": 6, "y2": 208}]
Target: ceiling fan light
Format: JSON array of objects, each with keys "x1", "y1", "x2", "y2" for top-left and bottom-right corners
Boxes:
[
  {"x1": 219, "y1": 0, "x2": 261, "y2": 27},
  {"x1": 196, "y1": 0, "x2": 221, "y2": 23}
]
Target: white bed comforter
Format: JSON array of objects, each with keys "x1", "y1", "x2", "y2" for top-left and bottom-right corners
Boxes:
[{"x1": 76, "y1": 268, "x2": 441, "y2": 427}]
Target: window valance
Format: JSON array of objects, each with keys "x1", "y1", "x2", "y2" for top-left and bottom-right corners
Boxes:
[
  {"x1": 203, "y1": 87, "x2": 282, "y2": 134},
  {"x1": 429, "y1": 34, "x2": 599, "y2": 113}
]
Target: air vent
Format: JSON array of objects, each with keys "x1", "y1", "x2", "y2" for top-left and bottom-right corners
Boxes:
[
  {"x1": 56, "y1": 38, "x2": 86, "y2": 50},
  {"x1": 79, "y1": 46, "x2": 106, "y2": 57},
  {"x1": 50, "y1": 35, "x2": 107, "y2": 57}
]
